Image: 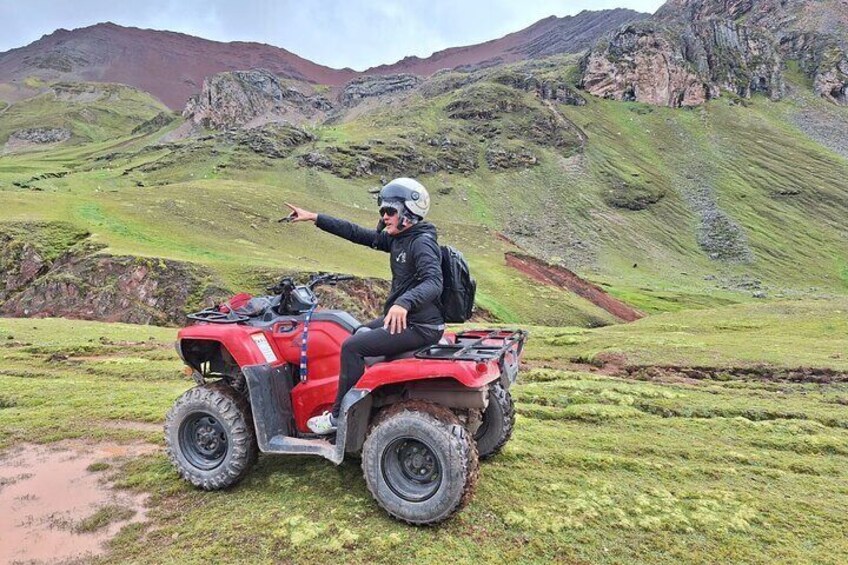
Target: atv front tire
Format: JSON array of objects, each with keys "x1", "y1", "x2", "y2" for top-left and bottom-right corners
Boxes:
[
  {"x1": 474, "y1": 382, "x2": 515, "y2": 459},
  {"x1": 362, "y1": 400, "x2": 479, "y2": 525},
  {"x1": 165, "y1": 381, "x2": 258, "y2": 490}
]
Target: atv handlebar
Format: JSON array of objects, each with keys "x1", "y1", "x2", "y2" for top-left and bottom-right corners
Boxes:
[{"x1": 306, "y1": 273, "x2": 354, "y2": 289}]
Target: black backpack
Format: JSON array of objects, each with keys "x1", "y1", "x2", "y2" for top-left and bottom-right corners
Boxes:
[{"x1": 438, "y1": 245, "x2": 476, "y2": 323}]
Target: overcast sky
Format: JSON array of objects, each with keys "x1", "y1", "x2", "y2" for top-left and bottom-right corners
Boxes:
[{"x1": 0, "y1": 0, "x2": 666, "y2": 71}]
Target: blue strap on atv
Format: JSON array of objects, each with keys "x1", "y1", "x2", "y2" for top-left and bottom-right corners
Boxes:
[{"x1": 299, "y1": 305, "x2": 316, "y2": 382}]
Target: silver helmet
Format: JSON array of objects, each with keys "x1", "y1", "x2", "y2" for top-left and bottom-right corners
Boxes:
[{"x1": 378, "y1": 177, "x2": 431, "y2": 220}]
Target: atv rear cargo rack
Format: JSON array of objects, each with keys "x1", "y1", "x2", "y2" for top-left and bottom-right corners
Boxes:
[{"x1": 415, "y1": 329, "x2": 528, "y2": 384}]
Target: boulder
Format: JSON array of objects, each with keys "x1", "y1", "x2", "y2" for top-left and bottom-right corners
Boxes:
[
  {"x1": 298, "y1": 136, "x2": 477, "y2": 178},
  {"x1": 131, "y1": 111, "x2": 175, "y2": 135},
  {"x1": 485, "y1": 143, "x2": 538, "y2": 170},
  {"x1": 339, "y1": 74, "x2": 422, "y2": 107},
  {"x1": 229, "y1": 123, "x2": 315, "y2": 158},
  {"x1": 8, "y1": 127, "x2": 71, "y2": 144},
  {"x1": 183, "y1": 69, "x2": 330, "y2": 129}
]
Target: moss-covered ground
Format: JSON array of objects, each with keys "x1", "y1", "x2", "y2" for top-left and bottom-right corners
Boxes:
[{"x1": 1, "y1": 299, "x2": 847, "y2": 564}]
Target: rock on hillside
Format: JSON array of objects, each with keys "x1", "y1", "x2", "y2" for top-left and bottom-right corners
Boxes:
[
  {"x1": 581, "y1": 0, "x2": 847, "y2": 106},
  {"x1": 580, "y1": 19, "x2": 783, "y2": 106},
  {"x1": 658, "y1": 0, "x2": 848, "y2": 105},
  {"x1": 339, "y1": 74, "x2": 422, "y2": 107},
  {"x1": 7, "y1": 127, "x2": 71, "y2": 144},
  {"x1": 183, "y1": 69, "x2": 332, "y2": 129}
]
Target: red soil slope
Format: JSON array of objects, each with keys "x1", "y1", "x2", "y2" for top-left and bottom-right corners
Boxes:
[{"x1": 505, "y1": 252, "x2": 644, "y2": 322}]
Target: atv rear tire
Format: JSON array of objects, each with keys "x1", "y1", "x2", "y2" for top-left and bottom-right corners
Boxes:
[
  {"x1": 362, "y1": 400, "x2": 479, "y2": 525},
  {"x1": 474, "y1": 382, "x2": 515, "y2": 459},
  {"x1": 165, "y1": 381, "x2": 258, "y2": 490}
]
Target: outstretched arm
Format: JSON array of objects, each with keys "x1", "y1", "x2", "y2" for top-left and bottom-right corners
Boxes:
[{"x1": 284, "y1": 203, "x2": 390, "y2": 252}]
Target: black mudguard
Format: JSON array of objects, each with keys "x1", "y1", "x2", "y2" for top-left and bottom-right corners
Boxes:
[{"x1": 243, "y1": 363, "x2": 295, "y2": 450}]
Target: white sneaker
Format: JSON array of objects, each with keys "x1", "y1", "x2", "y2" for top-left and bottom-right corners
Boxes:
[{"x1": 307, "y1": 411, "x2": 337, "y2": 434}]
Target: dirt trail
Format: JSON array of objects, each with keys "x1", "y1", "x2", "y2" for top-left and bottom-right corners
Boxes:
[
  {"x1": 505, "y1": 252, "x2": 644, "y2": 322},
  {"x1": 0, "y1": 440, "x2": 155, "y2": 564},
  {"x1": 530, "y1": 356, "x2": 848, "y2": 385}
]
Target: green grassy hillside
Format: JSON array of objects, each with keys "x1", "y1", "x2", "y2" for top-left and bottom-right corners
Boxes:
[
  {"x1": 1, "y1": 300, "x2": 846, "y2": 564},
  {"x1": 0, "y1": 82, "x2": 168, "y2": 146},
  {"x1": 0, "y1": 60, "x2": 846, "y2": 325}
]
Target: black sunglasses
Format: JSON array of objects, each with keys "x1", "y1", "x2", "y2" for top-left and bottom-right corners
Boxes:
[{"x1": 379, "y1": 206, "x2": 399, "y2": 217}]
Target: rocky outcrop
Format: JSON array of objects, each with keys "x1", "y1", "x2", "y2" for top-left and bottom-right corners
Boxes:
[
  {"x1": 1, "y1": 252, "x2": 226, "y2": 326},
  {"x1": 782, "y1": 33, "x2": 848, "y2": 105},
  {"x1": 298, "y1": 136, "x2": 478, "y2": 178},
  {"x1": 490, "y1": 69, "x2": 586, "y2": 106},
  {"x1": 683, "y1": 20, "x2": 784, "y2": 99},
  {"x1": 8, "y1": 127, "x2": 71, "y2": 144},
  {"x1": 485, "y1": 143, "x2": 538, "y2": 170},
  {"x1": 339, "y1": 74, "x2": 422, "y2": 107},
  {"x1": 445, "y1": 82, "x2": 528, "y2": 119},
  {"x1": 131, "y1": 111, "x2": 175, "y2": 135},
  {"x1": 646, "y1": 0, "x2": 848, "y2": 105},
  {"x1": 579, "y1": 20, "x2": 782, "y2": 107},
  {"x1": 229, "y1": 123, "x2": 315, "y2": 158},
  {"x1": 0, "y1": 223, "x2": 88, "y2": 300},
  {"x1": 0, "y1": 223, "x2": 227, "y2": 325},
  {"x1": 183, "y1": 69, "x2": 332, "y2": 129}
]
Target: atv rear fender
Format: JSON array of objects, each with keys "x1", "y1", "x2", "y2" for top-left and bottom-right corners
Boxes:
[{"x1": 356, "y1": 356, "x2": 501, "y2": 391}]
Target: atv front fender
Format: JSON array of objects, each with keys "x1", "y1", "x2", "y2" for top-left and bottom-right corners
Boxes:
[{"x1": 177, "y1": 324, "x2": 280, "y2": 369}]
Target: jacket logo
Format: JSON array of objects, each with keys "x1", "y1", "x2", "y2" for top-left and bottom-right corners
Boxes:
[{"x1": 396, "y1": 251, "x2": 407, "y2": 263}]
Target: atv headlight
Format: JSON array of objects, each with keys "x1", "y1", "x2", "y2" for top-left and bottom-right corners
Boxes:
[{"x1": 251, "y1": 333, "x2": 278, "y2": 364}]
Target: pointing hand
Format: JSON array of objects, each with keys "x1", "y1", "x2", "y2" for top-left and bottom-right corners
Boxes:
[{"x1": 283, "y1": 203, "x2": 317, "y2": 223}]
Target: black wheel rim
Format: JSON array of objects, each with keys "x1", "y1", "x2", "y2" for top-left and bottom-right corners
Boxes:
[
  {"x1": 179, "y1": 412, "x2": 228, "y2": 470},
  {"x1": 381, "y1": 438, "x2": 442, "y2": 502}
]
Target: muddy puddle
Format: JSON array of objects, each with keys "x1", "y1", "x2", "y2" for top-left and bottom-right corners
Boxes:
[{"x1": 0, "y1": 440, "x2": 156, "y2": 564}]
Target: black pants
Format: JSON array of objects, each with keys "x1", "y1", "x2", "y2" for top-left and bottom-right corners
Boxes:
[{"x1": 331, "y1": 318, "x2": 443, "y2": 418}]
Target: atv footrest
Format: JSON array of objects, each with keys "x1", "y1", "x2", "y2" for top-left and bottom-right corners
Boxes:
[{"x1": 266, "y1": 435, "x2": 338, "y2": 462}]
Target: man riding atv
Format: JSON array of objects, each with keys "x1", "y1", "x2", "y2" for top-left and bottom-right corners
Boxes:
[
  {"x1": 285, "y1": 177, "x2": 445, "y2": 434},
  {"x1": 168, "y1": 176, "x2": 525, "y2": 524}
]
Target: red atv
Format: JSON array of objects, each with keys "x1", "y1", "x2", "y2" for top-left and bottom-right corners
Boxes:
[{"x1": 166, "y1": 273, "x2": 527, "y2": 524}]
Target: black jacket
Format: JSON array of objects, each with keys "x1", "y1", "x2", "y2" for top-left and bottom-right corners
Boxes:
[{"x1": 315, "y1": 215, "x2": 444, "y2": 326}]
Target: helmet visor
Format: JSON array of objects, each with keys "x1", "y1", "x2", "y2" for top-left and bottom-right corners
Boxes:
[{"x1": 377, "y1": 182, "x2": 415, "y2": 206}]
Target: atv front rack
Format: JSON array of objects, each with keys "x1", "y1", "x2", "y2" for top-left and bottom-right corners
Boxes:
[
  {"x1": 187, "y1": 309, "x2": 250, "y2": 324},
  {"x1": 415, "y1": 329, "x2": 528, "y2": 385}
]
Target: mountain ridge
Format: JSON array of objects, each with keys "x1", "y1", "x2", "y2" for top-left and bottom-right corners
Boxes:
[{"x1": 0, "y1": 10, "x2": 648, "y2": 109}]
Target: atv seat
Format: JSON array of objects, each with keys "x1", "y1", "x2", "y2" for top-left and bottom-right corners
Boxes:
[
  {"x1": 355, "y1": 326, "x2": 448, "y2": 367},
  {"x1": 364, "y1": 350, "x2": 417, "y2": 367}
]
